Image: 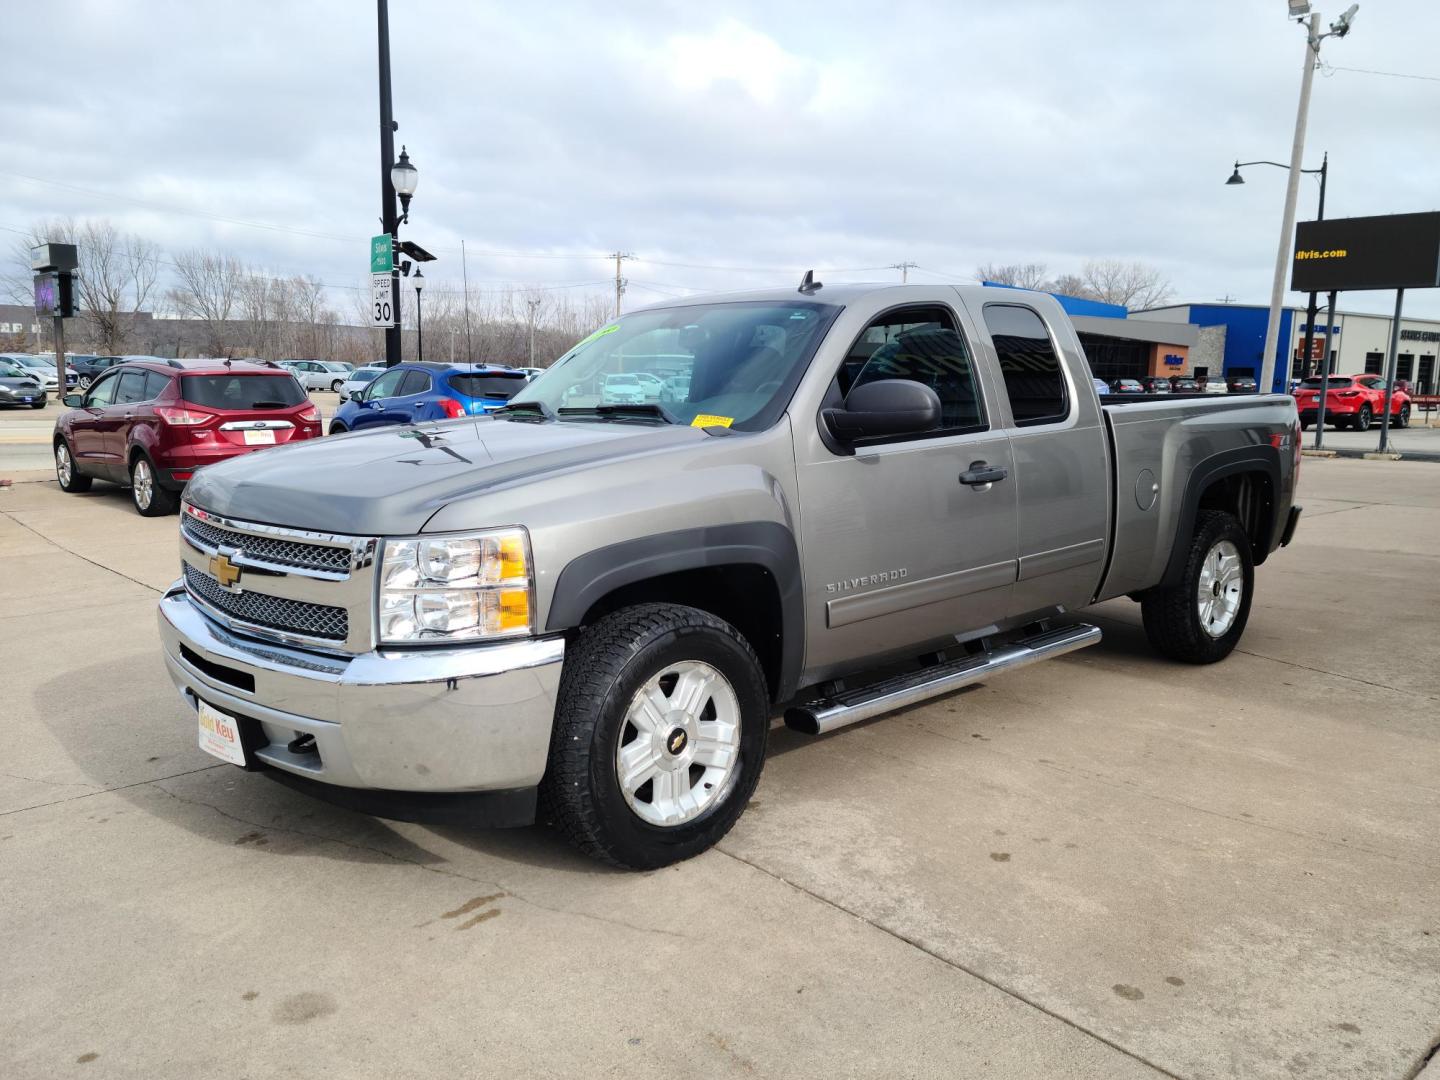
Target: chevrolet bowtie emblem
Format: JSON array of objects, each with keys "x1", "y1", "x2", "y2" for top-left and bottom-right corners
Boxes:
[{"x1": 209, "y1": 553, "x2": 242, "y2": 589}]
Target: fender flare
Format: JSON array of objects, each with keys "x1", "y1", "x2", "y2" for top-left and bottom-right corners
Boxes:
[
  {"x1": 1161, "y1": 445, "x2": 1282, "y2": 586},
  {"x1": 546, "y1": 522, "x2": 804, "y2": 700}
]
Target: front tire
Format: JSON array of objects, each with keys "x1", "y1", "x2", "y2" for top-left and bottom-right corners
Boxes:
[
  {"x1": 1396, "y1": 403, "x2": 1410, "y2": 429},
  {"x1": 54, "y1": 440, "x2": 92, "y2": 493},
  {"x1": 30, "y1": 398, "x2": 46, "y2": 410},
  {"x1": 130, "y1": 456, "x2": 177, "y2": 516},
  {"x1": 331, "y1": 379, "x2": 344, "y2": 393},
  {"x1": 78, "y1": 375, "x2": 92, "y2": 391},
  {"x1": 1141, "y1": 510, "x2": 1254, "y2": 664},
  {"x1": 541, "y1": 603, "x2": 769, "y2": 869}
]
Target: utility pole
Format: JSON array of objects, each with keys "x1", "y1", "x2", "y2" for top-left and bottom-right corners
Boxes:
[
  {"x1": 1260, "y1": 5, "x2": 1357, "y2": 395},
  {"x1": 461, "y1": 239, "x2": 473, "y2": 360},
  {"x1": 527, "y1": 298, "x2": 540, "y2": 367},
  {"x1": 377, "y1": 0, "x2": 402, "y2": 367},
  {"x1": 892, "y1": 261, "x2": 917, "y2": 283},
  {"x1": 611, "y1": 251, "x2": 633, "y2": 318}
]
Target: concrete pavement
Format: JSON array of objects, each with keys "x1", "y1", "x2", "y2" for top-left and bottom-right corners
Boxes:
[{"x1": 1, "y1": 458, "x2": 1437, "y2": 1078}]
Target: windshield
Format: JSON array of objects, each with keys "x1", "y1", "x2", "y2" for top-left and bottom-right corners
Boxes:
[
  {"x1": 522, "y1": 301, "x2": 838, "y2": 429},
  {"x1": 181, "y1": 374, "x2": 306, "y2": 410},
  {"x1": 351, "y1": 369, "x2": 382, "y2": 383},
  {"x1": 447, "y1": 372, "x2": 529, "y2": 399}
]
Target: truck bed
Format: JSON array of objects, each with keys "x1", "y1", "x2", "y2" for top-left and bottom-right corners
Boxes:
[{"x1": 1095, "y1": 393, "x2": 1298, "y2": 602}]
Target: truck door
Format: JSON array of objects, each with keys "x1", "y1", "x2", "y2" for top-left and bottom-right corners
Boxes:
[
  {"x1": 795, "y1": 300, "x2": 1019, "y2": 679},
  {"x1": 963, "y1": 298, "x2": 1110, "y2": 618}
]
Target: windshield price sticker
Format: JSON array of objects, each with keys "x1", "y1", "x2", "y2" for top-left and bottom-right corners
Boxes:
[{"x1": 691, "y1": 414, "x2": 734, "y2": 429}]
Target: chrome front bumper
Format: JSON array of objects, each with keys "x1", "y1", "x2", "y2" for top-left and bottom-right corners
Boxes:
[{"x1": 157, "y1": 584, "x2": 564, "y2": 792}]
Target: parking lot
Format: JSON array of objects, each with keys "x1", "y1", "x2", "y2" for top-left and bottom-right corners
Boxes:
[{"x1": 1, "y1": 454, "x2": 1437, "y2": 1079}]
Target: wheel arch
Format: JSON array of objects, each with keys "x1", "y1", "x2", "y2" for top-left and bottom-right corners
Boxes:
[
  {"x1": 1161, "y1": 447, "x2": 1280, "y2": 586},
  {"x1": 546, "y1": 523, "x2": 803, "y2": 702}
]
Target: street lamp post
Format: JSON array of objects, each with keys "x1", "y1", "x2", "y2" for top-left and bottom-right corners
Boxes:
[
  {"x1": 1257, "y1": 3, "x2": 1357, "y2": 396},
  {"x1": 1228, "y1": 153, "x2": 1333, "y2": 446},
  {"x1": 376, "y1": 0, "x2": 419, "y2": 367},
  {"x1": 413, "y1": 269, "x2": 425, "y2": 363}
]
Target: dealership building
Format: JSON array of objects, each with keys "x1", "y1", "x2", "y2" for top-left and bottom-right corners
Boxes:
[{"x1": 1130, "y1": 303, "x2": 1440, "y2": 394}]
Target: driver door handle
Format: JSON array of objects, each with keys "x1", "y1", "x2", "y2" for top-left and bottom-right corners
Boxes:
[{"x1": 959, "y1": 461, "x2": 1008, "y2": 487}]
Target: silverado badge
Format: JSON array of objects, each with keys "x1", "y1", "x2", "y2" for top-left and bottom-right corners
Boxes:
[{"x1": 208, "y1": 553, "x2": 242, "y2": 590}]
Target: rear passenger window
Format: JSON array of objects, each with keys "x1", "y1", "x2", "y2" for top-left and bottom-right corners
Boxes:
[
  {"x1": 115, "y1": 371, "x2": 148, "y2": 405},
  {"x1": 399, "y1": 370, "x2": 431, "y2": 396},
  {"x1": 143, "y1": 371, "x2": 170, "y2": 400},
  {"x1": 983, "y1": 304, "x2": 1069, "y2": 426},
  {"x1": 835, "y1": 305, "x2": 985, "y2": 436}
]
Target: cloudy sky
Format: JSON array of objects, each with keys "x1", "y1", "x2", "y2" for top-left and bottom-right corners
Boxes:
[{"x1": 3, "y1": 0, "x2": 1438, "y2": 318}]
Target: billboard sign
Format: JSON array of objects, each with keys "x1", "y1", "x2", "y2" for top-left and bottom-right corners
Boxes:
[{"x1": 1291, "y1": 212, "x2": 1440, "y2": 292}]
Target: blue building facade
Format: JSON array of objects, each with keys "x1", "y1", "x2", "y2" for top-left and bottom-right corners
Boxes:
[{"x1": 1160, "y1": 305, "x2": 1296, "y2": 393}]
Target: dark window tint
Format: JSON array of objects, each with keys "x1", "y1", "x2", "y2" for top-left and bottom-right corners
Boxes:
[
  {"x1": 984, "y1": 305, "x2": 1069, "y2": 426},
  {"x1": 86, "y1": 371, "x2": 120, "y2": 407},
  {"x1": 839, "y1": 306, "x2": 984, "y2": 433},
  {"x1": 180, "y1": 374, "x2": 306, "y2": 410},
  {"x1": 143, "y1": 371, "x2": 171, "y2": 400},
  {"x1": 115, "y1": 371, "x2": 148, "y2": 404},
  {"x1": 447, "y1": 373, "x2": 527, "y2": 399},
  {"x1": 399, "y1": 370, "x2": 431, "y2": 396},
  {"x1": 1300, "y1": 377, "x2": 1352, "y2": 389},
  {"x1": 366, "y1": 369, "x2": 406, "y2": 399}
]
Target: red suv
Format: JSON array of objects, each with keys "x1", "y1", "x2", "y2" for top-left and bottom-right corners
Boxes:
[
  {"x1": 1293, "y1": 374, "x2": 1412, "y2": 432},
  {"x1": 54, "y1": 360, "x2": 321, "y2": 515}
]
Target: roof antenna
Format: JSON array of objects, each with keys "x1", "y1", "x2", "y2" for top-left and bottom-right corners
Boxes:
[{"x1": 798, "y1": 269, "x2": 822, "y2": 294}]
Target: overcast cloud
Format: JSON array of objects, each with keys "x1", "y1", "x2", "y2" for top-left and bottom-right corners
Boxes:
[{"x1": 3, "y1": 0, "x2": 1438, "y2": 318}]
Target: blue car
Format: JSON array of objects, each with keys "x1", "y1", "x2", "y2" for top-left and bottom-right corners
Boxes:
[{"x1": 328, "y1": 363, "x2": 530, "y2": 435}]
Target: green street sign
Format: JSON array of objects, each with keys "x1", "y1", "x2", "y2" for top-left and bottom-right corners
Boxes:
[{"x1": 370, "y1": 234, "x2": 394, "y2": 274}]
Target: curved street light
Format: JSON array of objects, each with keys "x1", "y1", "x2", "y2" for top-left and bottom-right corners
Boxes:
[{"x1": 391, "y1": 146, "x2": 418, "y2": 223}]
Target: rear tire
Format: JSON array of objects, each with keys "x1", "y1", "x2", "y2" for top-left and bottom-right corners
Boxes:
[
  {"x1": 331, "y1": 379, "x2": 344, "y2": 393},
  {"x1": 328, "y1": 421, "x2": 348, "y2": 436},
  {"x1": 1299, "y1": 420, "x2": 1311, "y2": 431},
  {"x1": 1141, "y1": 510, "x2": 1254, "y2": 664},
  {"x1": 54, "y1": 440, "x2": 92, "y2": 493},
  {"x1": 130, "y1": 456, "x2": 177, "y2": 517},
  {"x1": 1353, "y1": 404, "x2": 1372, "y2": 432},
  {"x1": 540, "y1": 603, "x2": 769, "y2": 869}
]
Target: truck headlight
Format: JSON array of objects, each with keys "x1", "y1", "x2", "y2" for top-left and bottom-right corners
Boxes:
[{"x1": 378, "y1": 529, "x2": 533, "y2": 643}]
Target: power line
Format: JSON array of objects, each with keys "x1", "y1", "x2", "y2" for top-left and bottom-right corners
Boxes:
[{"x1": 1321, "y1": 63, "x2": 1440, "y2": 83}]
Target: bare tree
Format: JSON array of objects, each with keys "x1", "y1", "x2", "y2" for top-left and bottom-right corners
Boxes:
[
  {"x1": 1048, "y1": 273, "x2": 1092, "y2": 299},
  {"x1": 976, "y1": 262, "x2": 1051, "y2": 290},
  {"x1": 168, "y1": 249, "x2": 244, "y2": 356},
  {"x1": 1078, "y1": 259, "x2": 1172, "y2": 310},
  {"x1": 19, "y1": 218, "x2": 160, "y2": 354}
]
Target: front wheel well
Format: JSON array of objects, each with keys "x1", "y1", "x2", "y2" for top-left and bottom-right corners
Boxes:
[{"x1": 576, "y1": 564, "x2": 785, "y2": 701}]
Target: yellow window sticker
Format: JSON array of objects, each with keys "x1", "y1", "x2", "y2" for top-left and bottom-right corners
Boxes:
[
  {"x1": 691, "y1": 414, "x2": 734, "y2": 429},
  {"x1": 577, "y1": 323, "x2": 620, "y2": 347}
]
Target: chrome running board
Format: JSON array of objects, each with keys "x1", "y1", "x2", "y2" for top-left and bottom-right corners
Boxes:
[{"x1": 784, "y1": 623, "x2": 1102, "y2": 736}]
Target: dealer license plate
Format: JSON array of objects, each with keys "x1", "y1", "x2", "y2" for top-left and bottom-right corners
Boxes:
[
  {"x1": 197, "y1": 699, "x2": 246, "y2": 765},
  {"x1": 242, "y1": 429, "x2": 276, "y2": 445}
]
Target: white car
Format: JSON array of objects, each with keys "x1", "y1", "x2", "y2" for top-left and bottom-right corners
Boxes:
[
  {"x1": 281, "y1": 360, "x2": 353, "y2": 392},
  {"x1": 338, "y1": 365, "x2": 386, "y2": 402},
  {"x1": 0, "y1": 353, "x2": 77, "y2": 392},
  {"x1": 518, "y1": 367, "x2": 544, "y2": 380},
  {"x1": 601, "y1": 373, "x2": 647, "y2": 405}
]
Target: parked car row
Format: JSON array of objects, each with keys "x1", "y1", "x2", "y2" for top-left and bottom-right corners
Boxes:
[
  {"x1": 0, "y1": 353, "x2": 79, "y2": 392},
  {"x1": 0, "y1": 358, "x2": 49, "y2": 408}
]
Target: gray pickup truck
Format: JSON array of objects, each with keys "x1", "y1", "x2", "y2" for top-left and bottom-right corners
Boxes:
[{"x1": 157, "y1": 283, "x2": 1301, "y2": 868}]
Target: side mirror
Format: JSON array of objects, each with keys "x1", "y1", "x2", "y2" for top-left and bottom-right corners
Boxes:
[
  {"x1": 63, "y1": 394, "x2": 83, "y2": 407},
  {"x1": 823, "y1": 379, "x2": 941, "y2": 443}
]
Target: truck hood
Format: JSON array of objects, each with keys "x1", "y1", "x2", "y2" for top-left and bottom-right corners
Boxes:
[{"x1": 183, "y1": 417, "x2": 714, "y2": 535}]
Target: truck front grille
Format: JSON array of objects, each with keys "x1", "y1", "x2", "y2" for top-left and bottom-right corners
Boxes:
[
  {"x1": 182, "y1": 513, "x2": 353, "y2": 573},
  {"x1": 184, "y1": 564, "x2": 349, "y2": 642}
]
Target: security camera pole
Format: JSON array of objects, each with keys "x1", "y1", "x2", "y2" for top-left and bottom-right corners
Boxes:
[
  {"x1": 1259, "y1": 3, "x2": 1357, "y2": 396},
  {"x1": 32, "y1": 243, "x2": 78, "y2": 399}
]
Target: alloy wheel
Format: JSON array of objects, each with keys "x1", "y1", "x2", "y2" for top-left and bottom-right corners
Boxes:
[
  {"x1": 132, "y1": 460, "x2": 153, "y2": 510},
  {"x1": 615, "y1": 660, "x2": 742, "y2": 828},
  {"x1": 1196, "y1": 539, "x2": 1244, "y2": 638},
  {"x1": 55, "y1": 443, "x2": 71, "y2": 486}
]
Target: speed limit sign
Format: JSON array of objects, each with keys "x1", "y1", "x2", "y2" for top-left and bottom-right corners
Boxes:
[{"x1": 369, "y1": 273, "x2": 395, "y2": 327}]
